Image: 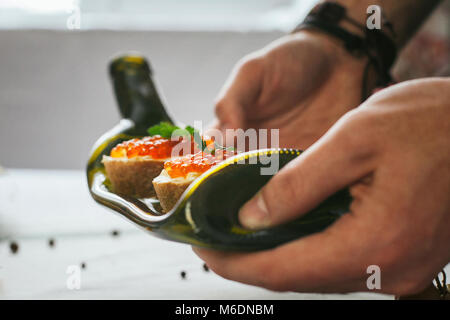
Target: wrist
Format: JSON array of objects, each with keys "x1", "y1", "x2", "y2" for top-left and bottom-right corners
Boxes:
[
  {"x1": 292, "y1": 29, "x2": 380, "y2": 95},
  {"x1": 296, "y1": 29, "x2": 368, "y2": 70},
  {"x1": 293, "y1": 1, "x2": 397, "y2": 99}
]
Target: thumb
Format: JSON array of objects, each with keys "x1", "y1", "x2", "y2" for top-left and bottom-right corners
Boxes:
[{"x1": 239, "y1": 113, "x2": 376, "y2": 229}]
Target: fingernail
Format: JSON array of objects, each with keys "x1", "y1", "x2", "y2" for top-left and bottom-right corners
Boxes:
[{"x1": 239, "y1": 192, "x2": 271, "y2": 230}]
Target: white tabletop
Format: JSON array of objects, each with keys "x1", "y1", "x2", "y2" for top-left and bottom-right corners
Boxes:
[{"x1": 0, "y1": 169, "x2": 392, "y2": 300}]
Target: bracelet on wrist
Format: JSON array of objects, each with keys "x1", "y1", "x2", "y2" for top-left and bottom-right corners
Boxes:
[{"x1": 293, "y1": 1, "x2": 397, "y2": 101}]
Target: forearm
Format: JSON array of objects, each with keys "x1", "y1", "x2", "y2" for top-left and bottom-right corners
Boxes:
[{"x1": 332, "y1": 0, "x2": 442, "y2": 48}]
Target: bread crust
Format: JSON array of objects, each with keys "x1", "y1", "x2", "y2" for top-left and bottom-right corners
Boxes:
[
  {"x1": 102, "y1": 155, "x2": 165, "y2": 198},
  {"x1": 153, "y1": 170, "x2": 197, "y2": 212}
]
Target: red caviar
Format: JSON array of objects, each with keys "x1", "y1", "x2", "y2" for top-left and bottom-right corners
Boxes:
[
  {"x1": 110, "y1": 135, "x2": 218, "y2": 160},
  {"x1": 164, "y1": 150, "x2": 235, "y2": 178},
  {"x1": 110, "y1": 135, "x2": 191, "y2": 160}
]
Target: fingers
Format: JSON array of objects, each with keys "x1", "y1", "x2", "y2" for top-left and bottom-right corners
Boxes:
[
  {"x1": 193, "y1": 212, "x2": 371, "y2": 293},
  {"x1": 239, "y1": 111, "x2": 378, "y2": 229},
  {"x1": 214, "y1": 57, "x2": 263, "y2": 131}
]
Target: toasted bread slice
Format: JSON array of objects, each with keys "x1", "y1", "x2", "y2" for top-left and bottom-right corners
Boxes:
[
  {"x1": 153, "y1": 170, "x2": 201, "y2": 212},
  {"x1": 102, "y1": 155, "x2": 166, "y2": 198}
]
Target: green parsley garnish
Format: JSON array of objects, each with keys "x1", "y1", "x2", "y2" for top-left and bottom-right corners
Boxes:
[
  {"x1": 147, "y1": 122, "x2": 235, "y2": 154},
  {"x1": 147, "y1": 122, "x2": 188, "y2": 139}
]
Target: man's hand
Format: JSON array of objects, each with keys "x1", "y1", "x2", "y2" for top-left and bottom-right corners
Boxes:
[
  {"x1": 213, "y1": 30, "x2": 373, "y2": 149},
  {"x1": 195, "y1": 78, "x2": 450, "y2": 295}
]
